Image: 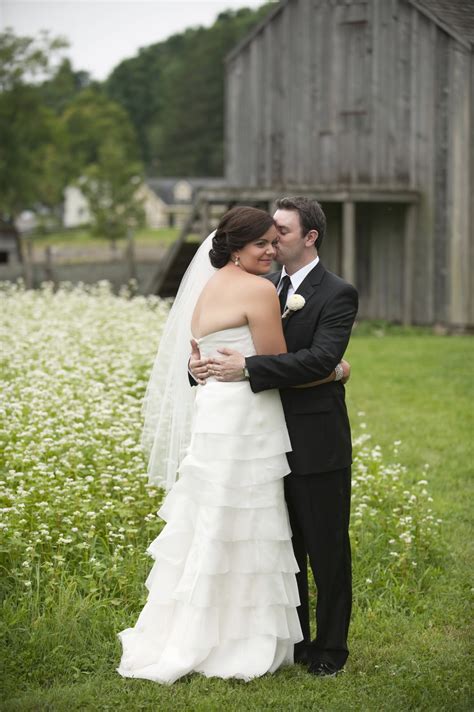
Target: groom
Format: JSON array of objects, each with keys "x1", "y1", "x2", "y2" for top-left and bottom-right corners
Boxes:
[{"x1": 191, "y1": 197, "x2": 358, "y2": 676}]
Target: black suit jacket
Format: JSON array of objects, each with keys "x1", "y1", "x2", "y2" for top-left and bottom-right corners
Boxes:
[{"x1": 246, "y1": 262, "x2": 358, "y2": 475}]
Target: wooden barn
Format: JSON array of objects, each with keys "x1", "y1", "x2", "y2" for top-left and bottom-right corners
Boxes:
[{"x1": 152, "y1": 0, "x2": 473, "y2": 330}]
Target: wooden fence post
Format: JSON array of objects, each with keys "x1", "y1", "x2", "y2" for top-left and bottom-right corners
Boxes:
[
  {"x1": 44, "y1": 246, "x2": 55, "y2": 284},
  {"x1": 403, "y1": 203, "x2": 416, "y2": 325},
  {"x1": 201, "y1": 201, "x2": 210, "y2": 238},
  {"x1": 342, "y1": 201, "x2": 356, "y2": 285},
  {"x1": 21, "y1": 237, "x2": 34, "y2": 289},
  {"x1": 126, "y1": 228, "x2": 137, "y2": 283}
]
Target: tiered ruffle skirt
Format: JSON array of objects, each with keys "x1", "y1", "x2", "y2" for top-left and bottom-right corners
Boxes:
[{"x1": 117, "y1": 381, "x2": 302, "y2": 683}]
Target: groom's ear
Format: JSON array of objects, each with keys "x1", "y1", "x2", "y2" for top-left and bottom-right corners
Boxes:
[{"x1": 305, "y1": 229, "x2": 318, "y2": 248}]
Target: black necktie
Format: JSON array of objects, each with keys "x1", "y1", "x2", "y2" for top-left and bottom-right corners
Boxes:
[{"x1": 278, "y1": 275, "x2": 292, "y2": 314}]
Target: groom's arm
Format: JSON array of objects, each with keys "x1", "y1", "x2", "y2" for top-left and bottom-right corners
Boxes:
[{"x1": 246, "y1": 284, "x2": 358, "y2": 392}]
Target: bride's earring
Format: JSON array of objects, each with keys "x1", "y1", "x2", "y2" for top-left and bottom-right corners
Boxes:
[{"x1": 233, "y1": 255, "x2": 240, "y2": 267}]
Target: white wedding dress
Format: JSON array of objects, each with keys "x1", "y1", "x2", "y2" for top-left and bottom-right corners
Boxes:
[{"x1": 117, "y1": 325, "x2": 302, "y2": 683}]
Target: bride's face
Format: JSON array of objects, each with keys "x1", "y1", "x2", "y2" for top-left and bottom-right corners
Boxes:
[{"x1": 236, "y1": 225, "x2": 278, "y2": 275}]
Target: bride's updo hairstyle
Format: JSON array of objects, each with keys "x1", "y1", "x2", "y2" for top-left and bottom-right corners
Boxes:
[{"x1": 209, "y1": 206, "x2": 275, "y2": 269}]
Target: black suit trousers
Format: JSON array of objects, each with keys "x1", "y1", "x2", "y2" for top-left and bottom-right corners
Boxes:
[{"x1": 284, "y1": 466, "x2": 352, "y2": 669}]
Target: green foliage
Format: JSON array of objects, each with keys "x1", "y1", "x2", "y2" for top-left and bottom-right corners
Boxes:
[
  {"x1": 0, "y1": 86, "x2": 57, "y2": 216},
  {"x1": 0, "y1": 30, "x2": 70, "y2": 221},
  {"x1": 1, "y1": 285, "x2": 471, "y2": 709},
  {"x1": 39, "y1": 57, "x2": 91, "y2": 114},
  {"x1": 79, "y1": 143, "x2": 145, "y2": 243},
  {"x1": 106, "y1": 5, "x2": 275, "y2": 175},
  {"x1": 61, "y1": 87, "x2": 141, "y2": 175},
  {"x1": 104, "y1": 44, "x2": 165, "y2": 171},
  {"x1": 59, "y1": 88, "x2": 145, "y2": 243},
  {"x1": 81, "y1": 173, "x2": 143, "y2": 243},
  {"x1": 0, "y1": 27, "x2": 68, "y2": 92},
  {"x1": 0, "y1": 29, "x2": 144, "y2": 240}
]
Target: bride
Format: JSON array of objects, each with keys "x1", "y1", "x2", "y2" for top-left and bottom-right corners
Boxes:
[{"x1": 117, "y1": 206, "x2": 334, "y2": 683}]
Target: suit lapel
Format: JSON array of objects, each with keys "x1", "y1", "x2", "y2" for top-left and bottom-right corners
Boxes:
[{"x1": 295, "y1": 261, "x2": 325, "y2": 299}]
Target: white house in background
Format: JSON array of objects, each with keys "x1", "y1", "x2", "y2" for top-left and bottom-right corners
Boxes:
[
  {"x1": 62, "y1": 178, "x2": 227, "y2": 230},
  {"x1": 145, "y1": 178, "x2": 227, "y2": 229},
  {"x1": 63, "y1": 185, "x2": 91, "y2": 228},
  {"x1": 134, "y1": 182, "x2": 168, "y2": 229}
]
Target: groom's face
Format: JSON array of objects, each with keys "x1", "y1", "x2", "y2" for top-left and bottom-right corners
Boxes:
[{"x1": 273, "y1": 209, "x2": 306, "y2": 266}]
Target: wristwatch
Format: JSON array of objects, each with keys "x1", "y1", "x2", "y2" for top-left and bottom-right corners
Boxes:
[
  {"x1": 334, "y1": 363, "x2": 344, "y2": 381},
  {"x1": 242, "y1": 365, "x2": 250, "y2": 379}
]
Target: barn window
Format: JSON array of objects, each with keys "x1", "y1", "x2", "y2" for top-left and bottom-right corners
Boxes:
[{"x1": 339, "y1": 19, "x2": 369, "y2": 117}]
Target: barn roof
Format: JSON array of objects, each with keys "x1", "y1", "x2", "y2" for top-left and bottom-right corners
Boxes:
[
  {"x1": 413, "y1": 0, "x2": 474, "y2": 46},
  {"x1": 226, "y1": 0, "x2": 474, "y2": 62},
  {"x1": 146, "y1": 177, "x2": 227, "y2": 205}
]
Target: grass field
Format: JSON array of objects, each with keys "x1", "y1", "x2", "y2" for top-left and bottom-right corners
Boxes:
[
  {"x1": 1, "y1": 284, "x2": 472, "y2": 711},
  {"x1": 28, "y1": 227, "x2": 191, "y2": 250}
]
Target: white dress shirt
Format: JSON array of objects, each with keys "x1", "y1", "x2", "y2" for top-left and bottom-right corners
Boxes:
[{"x1": 277, "y1": 256, "x2": 320, "y2": 298}]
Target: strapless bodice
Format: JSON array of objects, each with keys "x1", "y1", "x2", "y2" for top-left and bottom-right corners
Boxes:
[{"x1": 193, "y1": 324, "x2": 256, "y2": 360}]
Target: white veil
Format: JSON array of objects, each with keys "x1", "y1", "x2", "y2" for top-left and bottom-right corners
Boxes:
[{"x1": 141, "y1": 231, "x2": 216, "y2": 491}]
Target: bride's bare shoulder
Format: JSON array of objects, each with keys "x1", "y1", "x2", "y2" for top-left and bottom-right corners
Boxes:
[
  {"x1": 208, "y1": 268, "x2": 276, "y2": 301},
  {"x1": 244, "y1": 273, "x2": 277, "y2": 296}
]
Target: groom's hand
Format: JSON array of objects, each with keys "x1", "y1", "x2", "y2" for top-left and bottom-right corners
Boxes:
[
  {"x1": 189, "y1": 339, "x2": 210, "y2": 385},
  {"x1": 209, "y1": 348, "x2": 246, "y2": 382}
]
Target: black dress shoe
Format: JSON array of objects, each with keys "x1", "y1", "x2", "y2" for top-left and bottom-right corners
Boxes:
[{"x1": 308, "y1": 661, "x2": 343, "y2": 677}]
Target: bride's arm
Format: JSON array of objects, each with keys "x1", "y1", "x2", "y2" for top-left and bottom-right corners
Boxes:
[
  {"x1": 245, "y1": 279, "x2": 287, "y2": 355},
  {"x1": 210, "y1": 281, "x2": 351, "y2": 385}
]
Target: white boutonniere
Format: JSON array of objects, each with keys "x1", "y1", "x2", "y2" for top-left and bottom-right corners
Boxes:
[{"x1": 282, "y1": 294, "x2": 306, "y2": 319}]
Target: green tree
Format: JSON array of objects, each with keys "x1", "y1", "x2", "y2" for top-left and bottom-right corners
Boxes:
[
  {"x1": 105, "y1": 43, "x2": 165, "y2": 171},
  {"x1": 61, "y1": 86, "x2": 141, "y2": 175},
  {"x1": 0, "y1": 27, "x2": 68, "y2": 92},
  {"x1": 39, "y1": 58, "x2": 91, "y2": 114},
  {"x1": 78, "y1": 141, "x2": 144, "y2": 248},
  {"x1": 0, "y1": 28, "x2": 144, "y2": 250},
  {"x1": 0, "y1": 29, "x2": 69, "y2": 234},
  {"x1": 61, "y1": 87, "x2": 145, "y2": 247}
]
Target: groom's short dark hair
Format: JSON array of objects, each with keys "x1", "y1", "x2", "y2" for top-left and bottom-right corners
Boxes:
[{"x1": 275, "y1": 196, "x2": 326, "y2": 251}]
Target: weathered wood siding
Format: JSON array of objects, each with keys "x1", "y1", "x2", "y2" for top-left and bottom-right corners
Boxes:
[
  {"x1": 225, "y1": 0, "x2": 473, "y2": 327},
  {"x1": 355, "y1": 204, "x2": 406, "y2": 322},
  {"x1": 319, "y1": 204, "x2": 342, "y2": 277}
]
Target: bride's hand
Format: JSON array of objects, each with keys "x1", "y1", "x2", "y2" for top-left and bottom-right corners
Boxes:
[
  {"x1": 209, "y1": 348, "x2": 246, "y2": 381},
  {"x1": 189, "y1": 339, "x2": 210, "y2": 385}
]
